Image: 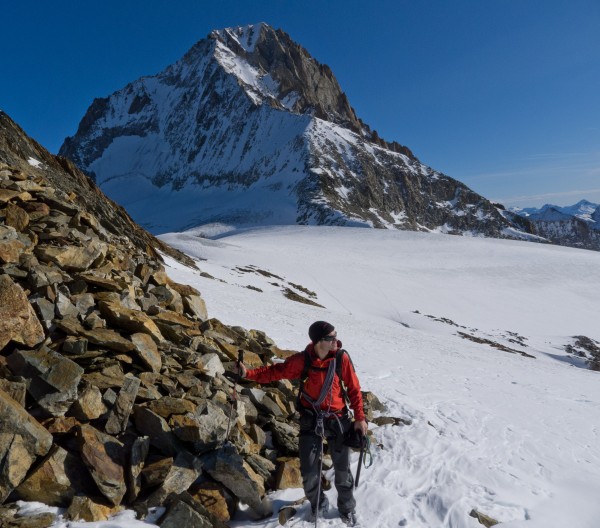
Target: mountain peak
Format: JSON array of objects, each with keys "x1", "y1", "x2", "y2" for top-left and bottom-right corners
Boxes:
[
  {"x1": 210, "y1": 22, "x2": 271, "y2": 54},
  {"x1": 59, "y1": 25, "x2": 530, "y2": 241}
]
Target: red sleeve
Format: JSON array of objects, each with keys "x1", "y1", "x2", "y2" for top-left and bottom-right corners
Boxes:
[
  {"x1": 246, "y1": 352, "x2": 305, "y2": 384},
  {"x1": 341, "y1": 352, "x2": 365, "y2": 421}
]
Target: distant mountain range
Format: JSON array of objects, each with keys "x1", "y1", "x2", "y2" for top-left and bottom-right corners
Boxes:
[
  {"x1": 513, "y1": 200, "x2": 600, "y2": 228},
  {"x1": 58, "y1": 23, "x2": 598, "y2": 251},
  {"x1": 508, "y1": 200, "x2": 600, "y2": 251}
]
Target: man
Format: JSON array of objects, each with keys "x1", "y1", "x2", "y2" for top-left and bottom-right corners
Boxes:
[{"x1": 235, "y1": 321, "x2": 367, "y2": 526}]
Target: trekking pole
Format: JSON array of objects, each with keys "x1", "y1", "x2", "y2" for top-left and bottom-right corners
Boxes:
[
  {"x1": 225, "y1": 350, "x2": 244, "y2": 443},
  {"x1": 354, "y1": 433, "x2": 365, "y2": 488},
  {"x1": 314, "y1": 416, "x2": 326, "y2": 528}
]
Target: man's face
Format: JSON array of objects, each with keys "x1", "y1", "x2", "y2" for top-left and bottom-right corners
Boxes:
[{"x1": 315, "y1": 331, "x2": 338, "y2": 356}]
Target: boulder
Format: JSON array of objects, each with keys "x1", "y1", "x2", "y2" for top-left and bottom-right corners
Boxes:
[
  {"x1": 147, "y1": 397, "x2": 197, "y2": 419},
  {"x1": 243, "y1": 388, "x2": 284, "y2": 418},
  {"x1": 7, "y1": 346, "x2": 84, "y2": 416},
  {"x1": 0, "y1": 238, "x2": 26, "y2": 264},
  {"x1": 469, "y1": 509, "x2": 500, "y2": 527},
  {"x1": 43, "y1": 416, "x2": 80, "y2": 435},
  {"x1": 22, "y1": 201, "x2": 50, "y2": 220},
  {"x1": 152, "y1": 310, "x2": 197, "y2": 328},
  {"x1": 0, "y1": 379, "x2": 26, "y2": 407},
  {"x1": 133, "y1": 406, "x2": 180, "y2": 456},
  {"x1": 275, "y1": 457, "x2": 302, "y2": 489},
  {"x1": 77, "y1": 424, "x2": 126, "y2": 506},
  {"x1": 83, "y1": 364, "x2": 126, "y2": 390},
  {"x1": 5, "y1": 203, "x2": 30, "y2": 231},
  {"x1": 141, "y1": 457, "x2": 173, "y2": 488},
  {"x1": 127, "y1": 436, "x2": 150, "y2": 502},
  {"x1": 105, "y1": 376, "x2": 141, "y2": 435},
  {"x1": 189, "y1": 481, "x2": 234, "y2": 522},
  {"x1": 245, "y1": 453, "x2": 276, "y2": 483},
  {"x1": 0, "y1": 387, "x2": 53, "y2": 502},
  {"x1": 170, "y1": 400, "x2": 229, "y2": 451},
  {"x1": 70, "y1": 383, "x2": 107, "y2": 421},
  {"x1": 182, "y1": 294, "x2": 208, "y2": 321},
  {"x1": 98, "y1": 300, "x2": 164, "y2": 344},
  {"x1": 14, "y1": 445, "x2": 96, "y2": 506},
  {"x1": 146, "y1": 450, "x2": 203, "y2": 507},
  {"x1": 67, "y1": 496, "x2": 120, "y2": 522},
  {"x1": 0, "y1": 275, "x2": 45, "y2": 352},
  {"x1": 158, "y1": 498, "x2": 213, "y2": 528},
  {"x1": 130, "y1": 332, "x2": 162, "y2": 373},
  {"x1": 201, "y1": 443, "x2": 271, "y2": 516},
  {"x1": 268, "y1": 419, "x2": 300, "y2": 455},
  {"x1": 198, "y1": 353, "x2": 225, "y2": 377},
  {"x1": 149, "y1": 285, "x2": 183, "y2": 312},
  {"x1": 0, "y1": 509, "x2": 57, "y2": 528},
  {"x1": 0, "y1": 189, "x2": 23, "y2": 202},
  {"x1": 35, "y1": 239, "x2": 107, "y2": 271},
  {"x1": 248, "y1": 423, "x2": 267, "y2": 447},
  {"x1": 29, "y1": 296, "x2": 55, "y2": 330},
  {"x1": 56, "y1": 317, "x2": 135, "y2": 353}
]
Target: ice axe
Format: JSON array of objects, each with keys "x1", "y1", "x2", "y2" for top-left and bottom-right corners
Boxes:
[
  {"x1": 225, "y1": 349, "x2": 244, "y2": 442},
  {"x1": 354, "y1": 433, "x2": 365, "y2": 488}
]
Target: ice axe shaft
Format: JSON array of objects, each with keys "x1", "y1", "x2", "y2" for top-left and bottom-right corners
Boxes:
[
  {"x1": 354, "y1": 434, "x2": 365, "y2": 488},
  {"x1": 225, "y1": 350, "x2": 244, "y2": 442}
]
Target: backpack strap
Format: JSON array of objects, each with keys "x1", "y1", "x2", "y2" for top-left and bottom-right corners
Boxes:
[
  {"x1": 296, "y1": 347, "x2": 312, "y2": 411},
  {"x1": 336, "y1": 349, "x2": 352, "y2": 410}
]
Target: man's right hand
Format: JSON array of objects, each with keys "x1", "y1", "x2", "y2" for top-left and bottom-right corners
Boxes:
[{"x1": 233, "y1": 361, "x2": 247, "y2": 378}]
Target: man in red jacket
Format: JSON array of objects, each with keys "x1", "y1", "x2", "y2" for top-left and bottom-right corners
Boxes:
[{"x1": 236, "y1": 321, "x2": 367, "y2": 526}]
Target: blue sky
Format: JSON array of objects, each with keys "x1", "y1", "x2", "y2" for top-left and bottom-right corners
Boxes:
[{"x1": 2, "y1": 0, "x2": 599, "y2": 208}]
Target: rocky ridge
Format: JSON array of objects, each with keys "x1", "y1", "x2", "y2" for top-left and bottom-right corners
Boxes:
[{"x1": 0, "y1": 117, "x2": 387, "y2": 526}]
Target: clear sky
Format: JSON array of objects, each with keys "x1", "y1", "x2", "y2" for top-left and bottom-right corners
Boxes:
[{"x1": 2, "y1": 0, "x2": 599, "y2": 208}]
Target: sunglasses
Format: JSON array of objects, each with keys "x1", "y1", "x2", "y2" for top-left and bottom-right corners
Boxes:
[{"x1": 320, "y1": 335, "x2": 338, "y2": 342}]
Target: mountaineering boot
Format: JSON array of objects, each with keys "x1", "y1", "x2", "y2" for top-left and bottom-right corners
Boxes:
[
  {"x1": 307, "y1": 495, "x2": 329, "y2": 521},
  {"x1": 340, "y1": 510, "x2": 357, "y2": 526}
]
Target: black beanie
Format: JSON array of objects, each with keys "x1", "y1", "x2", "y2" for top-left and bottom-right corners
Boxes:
[{"x1": 308, "y1": 321, "x2": 335, "y2": 343}]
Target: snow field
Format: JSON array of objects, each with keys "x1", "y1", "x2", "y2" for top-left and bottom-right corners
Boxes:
[
  {"x1": 37, "y1": 226, "x2": 600, "y2": 528},
  {"x1": 157, "y1": 226, "x2": 600, "y2": 528}
]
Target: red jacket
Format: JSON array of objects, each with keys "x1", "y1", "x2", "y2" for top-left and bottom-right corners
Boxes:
[{"x1": 246, "y1": 342, "x2": 365, "y2": 422}]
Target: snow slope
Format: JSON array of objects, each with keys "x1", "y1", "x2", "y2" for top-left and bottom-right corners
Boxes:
[{"x1": 39, "y1": 227, "x2": 600, "y2": 528}]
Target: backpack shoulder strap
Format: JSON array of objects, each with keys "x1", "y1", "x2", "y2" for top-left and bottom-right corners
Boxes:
[
  {"x1": 296, "y1": 347, "x2": 312, "y2": 410},
  {"x1": 336, "y1": 349, "x2": 352, "y2": 410}
]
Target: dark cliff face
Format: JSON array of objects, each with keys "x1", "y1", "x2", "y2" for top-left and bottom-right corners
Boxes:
[
  {"x1": 0, "y1": 111, "x2": 194, "y2": 265},
  {"x1": 210, "y1": 24, "x2": 413, "y2": 157},
  {"x1": 210, "y1": 25, "x2": 360, "y2": 131},
  {"x1": 528, "y1": 216, "x2": 600, "y2": 251}
]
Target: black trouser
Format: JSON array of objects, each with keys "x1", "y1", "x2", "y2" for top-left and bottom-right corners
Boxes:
[{"x1": 299, "y1": 411, "x2": 356, "y2": 514}]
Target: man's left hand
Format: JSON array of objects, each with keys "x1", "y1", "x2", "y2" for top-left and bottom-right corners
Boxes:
[{"x1": 353, "y1": 419, "x2": 368, "y2": 435}]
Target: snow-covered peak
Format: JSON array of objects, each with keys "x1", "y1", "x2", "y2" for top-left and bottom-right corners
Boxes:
[
  {"x1": 60, "y1": 24, "x2": 537, "y2": 244},
  {"x1": 211, "y1": 23, "x2": 270, "y2": 53}
]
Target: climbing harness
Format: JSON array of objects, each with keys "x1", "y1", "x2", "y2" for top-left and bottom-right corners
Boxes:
[{"x1": 304, "y1": 358, "x2": 338, "y2": 528}]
